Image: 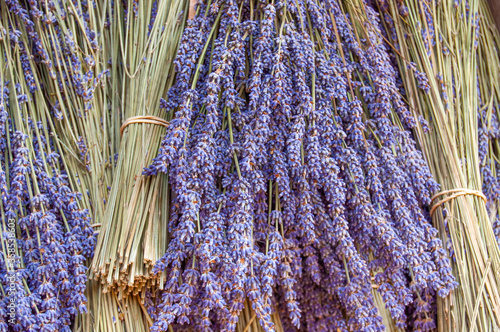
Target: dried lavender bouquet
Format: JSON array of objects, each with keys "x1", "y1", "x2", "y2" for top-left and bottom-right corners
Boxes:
[
  {"x1": 374, "y1": 0, "x2": 500, "y2": 330},
  {"x1": 90, "y1": 0, "x2": 188, "y2": 296},
  {"x1": 0, "y1": 6, "x2": 96, "y2": 329},
  {"x1": 144, "y1": 0, "x2": 457, "y2": 330}
]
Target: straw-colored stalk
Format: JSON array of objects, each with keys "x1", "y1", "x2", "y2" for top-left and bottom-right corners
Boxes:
[{"x1": 376, "y1": 0, "x2": 500, "y2": 330}]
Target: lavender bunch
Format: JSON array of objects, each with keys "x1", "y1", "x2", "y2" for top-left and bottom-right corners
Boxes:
[
  {"x1": 0, "y1": 15, "x2": 96, "y2": 330},
  {"x1": 0, "y1": 1, "x2": 151, "y2": 331},
  {"x1": 146, "y1": 0, "x2": 457, "y2": 330},
  {"x1": 374, "y1": 0, "x2": 500, "y2": 330},
  {"x1": 90, "y1": 0, "x2": 188, "y2": 295}
]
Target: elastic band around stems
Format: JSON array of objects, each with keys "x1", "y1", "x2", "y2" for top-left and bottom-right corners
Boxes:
[
  {"x1": 120, "y1": 116, "x2": 169, "y2": 137},
  {"x1": 430, "y1": 188, "x2": 487, "y2": 216}
]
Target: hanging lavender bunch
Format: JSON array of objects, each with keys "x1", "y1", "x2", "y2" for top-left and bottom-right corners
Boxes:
[
  {"x1": 146, "y1": 0, "x2": 457, "y2": 331},
  {"x1": 0, "y1": 7, "x2": 97, "y2": 327}
]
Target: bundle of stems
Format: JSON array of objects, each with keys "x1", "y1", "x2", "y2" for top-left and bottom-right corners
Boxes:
[
  {"x1": 375, "y1": 0, "x2": 500, "y2": 330},
  {"x1": 90, "y1": 0, "x2": 188, "y2": 295}
]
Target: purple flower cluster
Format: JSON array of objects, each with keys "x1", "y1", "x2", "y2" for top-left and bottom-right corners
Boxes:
[{"x1": 146, "y1": 0, "x2": 457, "y2": 331}]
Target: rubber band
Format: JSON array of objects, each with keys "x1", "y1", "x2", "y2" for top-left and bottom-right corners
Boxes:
[
  {"x1": 430, "y1": 188, "x2": 487, "y2": 216},
  {"x1": 120, "y1": 116, "x2": 169, "y2": 137}
]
